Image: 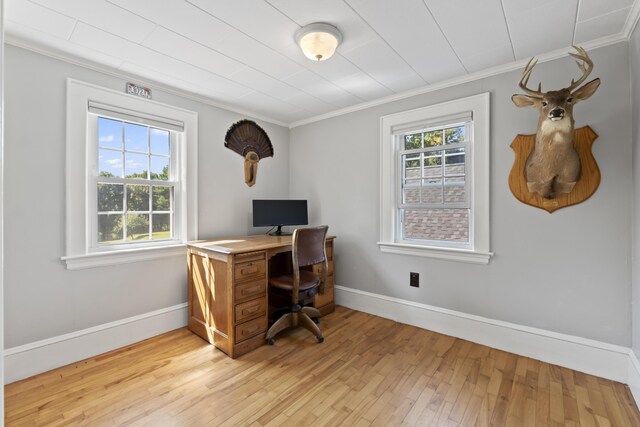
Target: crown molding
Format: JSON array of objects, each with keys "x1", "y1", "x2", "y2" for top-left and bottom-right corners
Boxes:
[
  {"x1": 622, "y1": 0, "x2": 640, "y2": 39},
  {"x1": 289, "y1": 33, "x2": 628, "y2": 128},
  {"x1": 290, "y1": 0, "x2": 640, "y2": 128},
  {"x1": 4, "y1": 1, "x2": 639, "y2": 132},
  {"x1": 4, "y1": 34, "x2": 289, "y2": 128}
]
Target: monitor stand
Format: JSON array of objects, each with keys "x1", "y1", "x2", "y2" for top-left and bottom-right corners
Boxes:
[{"x1": 269, "y1": 225, "x2": 291, "y2": 236}]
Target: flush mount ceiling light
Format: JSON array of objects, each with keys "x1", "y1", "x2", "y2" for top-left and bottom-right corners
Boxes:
[{"x1": 295, "y1": 23, "x2": 343, "y2": 61}]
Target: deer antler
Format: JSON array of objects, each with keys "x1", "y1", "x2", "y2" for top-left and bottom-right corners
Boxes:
[
  {"x1": 518, "y1": 57, "x2": 544, "y2": 98},
  {"x1": 566, "y1": 45, "x2": 594, "y2": 93}
]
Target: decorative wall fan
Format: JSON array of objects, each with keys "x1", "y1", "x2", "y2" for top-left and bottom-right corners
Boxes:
[{"x1": 224, "y1": 119, "x2": 274, "y2": 187}]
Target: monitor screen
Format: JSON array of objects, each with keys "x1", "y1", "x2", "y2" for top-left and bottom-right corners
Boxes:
[{"x1": 252, "y1": 200, "x2": 308, "y2": 228}]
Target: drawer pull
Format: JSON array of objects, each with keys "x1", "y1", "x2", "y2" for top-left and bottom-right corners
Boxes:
[
  {"x1": 243, "y1": 306, "x2": 259, "y2": 315},
  {"x1": 241, "y1": 267, "x2": 257, "y2": 275},
  {"x1": 235, "y1": 317, "x2": 267, "y2": 343},
  {"x1": 242, "y1": 286, "x2": 260, "y2": 295},
  {"x1": 235, "y1": 297, "x2": 266, "y2": 324},
  {"x1": 234, "y1": 259, "x2": 266, "y2": 283},
  {"x1": 243, "y1": 325, "x2": 259, "y2": 335}
]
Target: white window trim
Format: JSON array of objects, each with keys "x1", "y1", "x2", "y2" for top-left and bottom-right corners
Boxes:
[
  {"x1": 378, "y1": 92, "x2": 492, "y2": 264},
  {"x1": 63, "y1": 79, "x2": 198, "y2": 270}
]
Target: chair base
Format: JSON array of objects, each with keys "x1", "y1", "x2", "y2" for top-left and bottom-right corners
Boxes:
[{"x1": 265, "y1": 306, "x2": 323, "y2": 344}]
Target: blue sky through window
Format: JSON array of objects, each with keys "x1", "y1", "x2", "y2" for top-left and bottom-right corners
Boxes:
[
  {"x1": 98, "y1": 117, "x2": 170, "y2": 180},
  {"x1": 99, "y1": 149, "x2": 122, "y2": 177},
  {"x1": 125, "y1": 152, "x2": 148, "y2": 178},
  {"x1": 125, "y1": 122, "x2": 148, "y2": 152},
  {"x1": 150, "y1": 128, "x2": 169, "y2": 155},
  {"x1": 98, "y1": 117, "x2": 122, "y2": 150}
]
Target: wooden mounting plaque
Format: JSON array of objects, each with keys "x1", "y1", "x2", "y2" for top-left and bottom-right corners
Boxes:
[{"x1": 508, "y1": 126, "x2": 600, "y2": 213}]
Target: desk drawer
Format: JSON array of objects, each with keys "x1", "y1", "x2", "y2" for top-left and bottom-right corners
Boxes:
[
  {"x1": 235, "y1": 297, "x2": 266, "y2": 324},
  {"x1": 234, "y1": 280, "x2": 266, "y2": 303},
  {"x1": 314, "y1": 286, "x2": 334, "y2": 308},
  {"x1": 311, "y1": 262, "x2": 334, "y2": 276},
  {"x1": 234, "y1": 259, "x2": 266, "y2": 283},
  {"x1": 235, "y1": 316, "x2": 267, "y2": 343}
]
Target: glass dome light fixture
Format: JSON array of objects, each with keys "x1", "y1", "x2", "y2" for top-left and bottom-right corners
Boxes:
[{"x1": 295, "y1": 23, "x2": 343, "y2": 61}]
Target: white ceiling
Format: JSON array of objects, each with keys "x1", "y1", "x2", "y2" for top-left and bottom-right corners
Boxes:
[{"x1": 4, "y1": 0, "x2": 639, "y2": 126}]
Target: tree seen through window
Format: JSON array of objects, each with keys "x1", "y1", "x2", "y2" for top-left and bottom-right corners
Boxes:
[{"x1": 96, "y1": 117, "x2": 174, "y2": 244}]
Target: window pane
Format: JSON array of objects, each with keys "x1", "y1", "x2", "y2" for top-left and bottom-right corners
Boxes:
[
  {"x1": 445, "y1": 172, "x2": 465, "y2": 182},
  {"x1": 150, "y1": 156, "x2": 169, "y2": 180},
  {"x1": 126, "y1": 213, "x2": 150, "y2": 241},
  {"x1": 150, "y1": 128, "x2": 170, "y2": 155},
  {"x1": 404, "y1": 133, "x2": 422, "y2": 150},
  {"x1": 445, "y1": 126, "x2": 465, "y2": 144},
  {"x1": 99, "y1": 149, "x2": 122, "y2": 178},
  {"x1": 98, "y1": 117, "x2": 122, "y2": 149},
  {"x1": 444, "y1": 179, "x2": 466, "y2": 204},
  {"x1": 98, "y1": 214, "x2": 124, "y2": 243},
  {"x1": 402, "y1": 180, "x2": 420, "y2": 204},
  {"x1": 424, "y1": 130, "x2": 443, "y2": 147},
  {"x1": 423, "y1": 154, "x2": 442, "y2": 178},
  {"x1": 127, "y1": 185, "x2": 150, "y2": 212},
  {"x1": 402, "y1": 208, "x2": 469, "y2": 242},
  {"x1": 445, "y1": 148, "x2": 465, "y2": 168},
  {"x1": 421, "y1": 179, "x2": 442, "y2": 204},
  {"x1": 403, "y1": 153, "x2": 420, "y2": 179},
  {"x1": 124, "y1": 122, "x2": 148, "y2": 152},
  {"x1": 152, "y1": 186, "x2": 172, "y2": 211},
  {"x1": 97, "y1": 183, "x2": 123, "y2": 212},
  {"x1": 152, "y1": 213, "x2": 171, "y2": 239},
  {"x1": 125, "y1": 152, "x2": 149, "y2": 179}
]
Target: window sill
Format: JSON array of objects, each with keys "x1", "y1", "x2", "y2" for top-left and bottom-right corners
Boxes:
[
  {"x1": 62, "y1": 244, "x2": 187, "y2": 270},
  {"x1": 377, "y1": 242, "x2": 493, "y2": 264}
]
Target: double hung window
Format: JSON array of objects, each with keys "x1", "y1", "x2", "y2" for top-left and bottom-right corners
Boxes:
[
  {"x1": 379, "y1": 93, "x2": 491, "y2": 264},
  {"x1": 64, "y1": 79, "x2": 198, "y2": 270},
  {"x1": 399, "y1": 120, "x2": 470, "y2": 246},
  {"x1": 92, "y1": 114, "x2": 177, "y2": 246}
]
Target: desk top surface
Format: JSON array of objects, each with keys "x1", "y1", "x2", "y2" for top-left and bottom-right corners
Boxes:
[{"x1": 187, "y1": 234, "x2": 335, "y2": 255}]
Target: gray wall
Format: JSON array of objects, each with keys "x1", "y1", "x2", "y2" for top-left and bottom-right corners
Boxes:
[
  {"x1": 290, "y1": 42, "x2": 632, "y2": 346},
  {"x1": 4, "y1": 41, "x2": 634, "y2": 350},
  {"x1": 631, "y1": 25, "x2": 640, "y2": 358},
  {"x1": 3, "y1": 45, "x2": 290, "y2": 348}
]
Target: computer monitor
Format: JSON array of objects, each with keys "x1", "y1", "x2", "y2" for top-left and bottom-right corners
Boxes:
[{"x1": 252, "y1": 199, "x2": 308, "y2": 236}]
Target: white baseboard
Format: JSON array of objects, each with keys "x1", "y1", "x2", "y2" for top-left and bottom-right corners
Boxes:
[
  {"x1": 5, "y1": 289, "x2": 640, "y2": 411},
  {"x1": 4, "y1": 303, "x2": 188, "y2": 384},
  {"x1": 629, "y1": 351, "x2": 640, "y2": 405},
  {"x1": 335, "y1": 285, "x2": 631, "y2": 384}
]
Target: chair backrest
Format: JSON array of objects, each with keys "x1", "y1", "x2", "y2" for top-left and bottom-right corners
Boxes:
[{"x1": 292, "y1": 225, "x2": 328, "y2": 268}]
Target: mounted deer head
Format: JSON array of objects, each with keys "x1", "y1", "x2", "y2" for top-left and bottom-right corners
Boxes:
[{"x1": 511, "y1": 46, "x2": 600, "y2": 199}]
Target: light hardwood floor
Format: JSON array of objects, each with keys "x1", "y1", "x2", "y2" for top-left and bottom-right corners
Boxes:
[{"x1": 5, "y1": 306, "x2": 640, "y2": 426}]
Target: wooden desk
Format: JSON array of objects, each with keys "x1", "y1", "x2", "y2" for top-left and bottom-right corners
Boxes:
[{"x1": 187, "y1": 235, "x2": 335, "y2": 358}]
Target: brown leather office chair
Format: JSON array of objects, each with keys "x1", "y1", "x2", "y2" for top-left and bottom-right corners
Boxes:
[{"x1": 265, "y1": 225, "x2": 328, "y2": 345}]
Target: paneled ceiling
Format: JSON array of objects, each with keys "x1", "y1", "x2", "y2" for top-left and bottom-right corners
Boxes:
[{"x1": 5, "y1": 0, "x2": 639, "y2": 126}]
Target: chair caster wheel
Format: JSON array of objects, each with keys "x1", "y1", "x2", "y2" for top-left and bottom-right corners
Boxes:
[
  {"x1": 267, "y1": 338, "x2": 275, "y2": 345},
  {"x1": 317, "y1": 336, "x2": 324, "y2": 343},
  {"x1": 313, "y1": 317, "x2": 320, "y2": 324}
]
